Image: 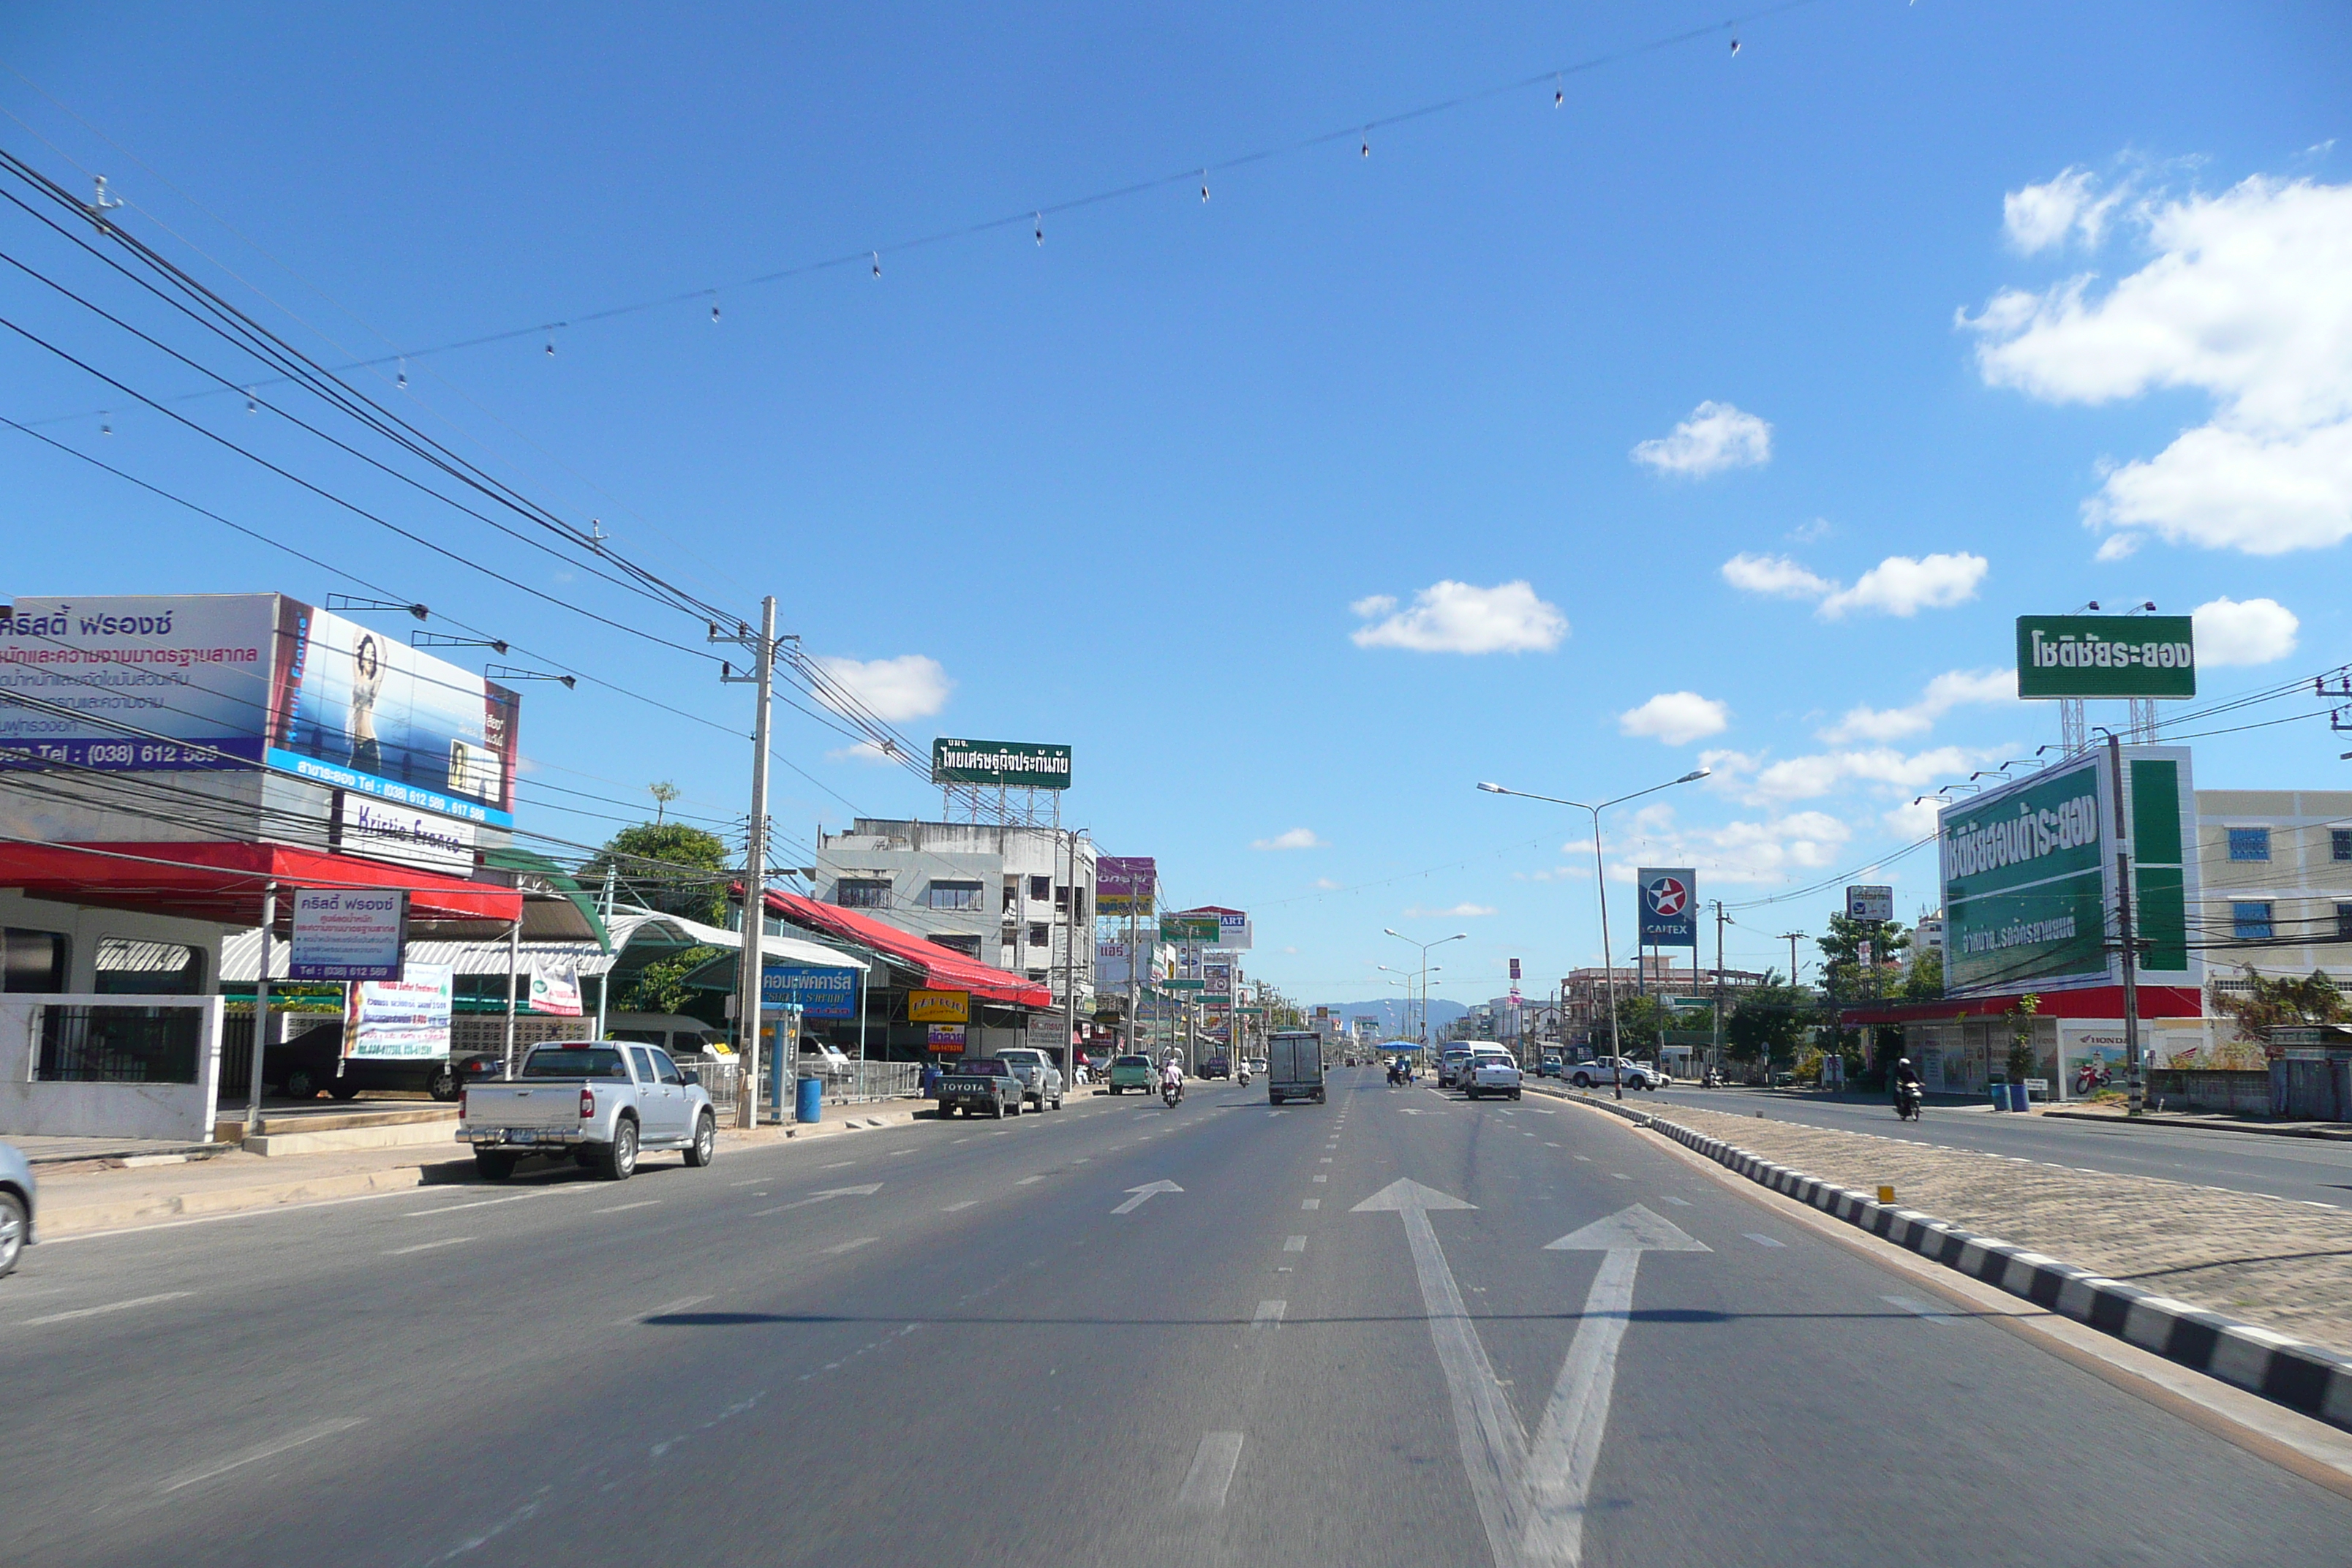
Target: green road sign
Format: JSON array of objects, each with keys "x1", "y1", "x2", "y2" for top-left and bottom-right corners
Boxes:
[
  {"x1": 1159, "y1": 915, "x2": 1219, "y2": 943},
  {"x1": 931, "y1": 737, "x2": 1072, "y2": 789},
  {"x1": 2015, "y1": 616, "x2": 2196, "y2": 699},
  {"x1": 1158, "y1": 978, "x2": 1207, "y2": 992}
]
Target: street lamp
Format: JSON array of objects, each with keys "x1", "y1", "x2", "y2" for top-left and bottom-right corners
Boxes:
[
  {"x1": 1384, "y1": 930, "x2": 1465, "y2": 1050},
  {"x1": 1478, "y1": 769, "x2": 1709, "y2": 1100}
]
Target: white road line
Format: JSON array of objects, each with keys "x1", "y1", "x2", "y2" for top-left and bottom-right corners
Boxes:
[
  {"x1": 386, "y1": 1237, "x2": 474, "y2": 1256},
  {"x1": 1743, "y1": 1233, "x2": 1786, "y2": 1248},
  {"x1": 21, "y1": 1290, "x2": 192, "y2": 1327},
  {"x1": 1312, "y1": 1175, "x2": 1329, "y2": 1183},
  {"x1": 1319, "y1": 1158, "x2": 1334, "y2": 1163},
  {"x1": 622, "y1": 1294, "x2": 712, "y2": 1324},
  {"x1": 1572, "y1": 1156, "x2": 1592, "y2": 1163},
  {"x1": 823, "y1": 1161, "x2": 856, "y2": 1169},
  {"x1": 823, "y1": 1237, "x2": 878, "y2": 1256},
  {"x1": 403, "y1": 1192, "x2": 549, "y2": 1218},
  {"x1": 1882, "y1": 1293, "x2": 1964, "y2": 1327},
  {"x1": 1609, "y1": 1174, "x2": 1629, "y2": 1181},
  {"x1": 1284, "y1": 1236, "x2": 1307, "y2": 1252},
  {"x1": 158, "y1": 1417, "x2": 366, "y2": 1493},
  {"x1": 1017, "y1": 1176, "x2": 1044, "y2": 1185},
  {"x1": 1302, "y1": 1199, "x2": 1321, "y2": 1210},
  {"x1": 1251, "y1": 1300, "x2": 1287, "y2": 1329},
  {"x1": 1546, "y1": 1142, "x2": 1562, "y2": 1148},
  {"x1": 1662, "y1": 1196, "x2": 1692, "y2": 1207},
  {"x1": 942, "y1": 1201, "x2": 979, "y2": 1212},
  {"x1": 594, "y1": 1200, "x2": 662, "y2": 1215},
  {"x1": 730, "y1": 1180, "x2": 764, "y2": 1187},
  {"x1": 1176, "y1": 1431, "x2": 1245, "y2": 1511}
]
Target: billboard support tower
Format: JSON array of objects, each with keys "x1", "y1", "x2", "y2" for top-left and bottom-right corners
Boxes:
[
  {"x1": 2108, "y1": 731, "x2": 2144, "y2": 1117},
  {"x1": 715, "y1": 597, "x2": 779, "y2": 1128}
]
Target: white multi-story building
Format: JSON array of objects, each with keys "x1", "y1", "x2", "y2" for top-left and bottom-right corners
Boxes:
[
  {"x1": 813, "y1": 818, "x2": 1097, "y2": 1006},
  {"x1": 2197, "y1": 790, "x2": 2352, "y2": 992}
]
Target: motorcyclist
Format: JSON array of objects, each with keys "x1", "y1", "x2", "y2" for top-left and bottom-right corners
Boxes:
[
  {"x1": 1891, "y1": 1056, "x2": 1923, "y2": 1112},
  {"x1": 1160, "y1": 1055, "x2": 1184, "y2": 1098}
]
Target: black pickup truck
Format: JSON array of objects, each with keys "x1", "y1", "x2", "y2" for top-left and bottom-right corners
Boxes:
[{"x1": 935, "y1": 1057, "x2": 1025, "y2": 1120}]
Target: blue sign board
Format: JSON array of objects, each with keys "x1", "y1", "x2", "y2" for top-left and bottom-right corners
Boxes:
[
  {"x1": 761, "y1": 963, "x2": 859, "y2": 1019},
  {"x1": 1636, "y1": 867, "x2": 1698, "y2": 949}
]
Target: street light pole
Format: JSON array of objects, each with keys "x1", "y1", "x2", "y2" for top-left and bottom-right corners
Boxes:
[
  {"x1": 1478, "y1": 769, "x2": 1710, "y2": 1102},
  {"x1": 1384, "y1": 930, "x2": 1466, "y2": 1055}
]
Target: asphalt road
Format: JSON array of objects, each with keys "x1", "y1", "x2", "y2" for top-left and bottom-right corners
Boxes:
[
  {"x1": 4, "y1": 1068, "x2": 2348, "y2": 1567},
  {"x1": 1642, "y1": 1083, "x2": 2352, "y2": 1208}
]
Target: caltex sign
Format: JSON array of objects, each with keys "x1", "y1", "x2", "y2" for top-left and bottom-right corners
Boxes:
[{"x1": 1636, "y1": 867, "x2": 1697, "y2": 948}]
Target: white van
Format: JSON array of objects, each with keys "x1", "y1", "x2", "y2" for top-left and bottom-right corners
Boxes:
[{"x1": 605, "y1": 1012, "x2": 729, "y2": 1061}]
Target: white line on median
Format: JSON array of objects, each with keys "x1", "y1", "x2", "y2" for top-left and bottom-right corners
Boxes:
[
  {"x1": 159, "y1": 1417, "x2": 366, "y2": 1493},
  {"x1": 386, "y1": 1237, "x2": 474, "y2": 1256},
  {"x1": 622, "y1": 1294, "x2": 712, "y2": 1324},
  {"x1": 1176, "y1": 1431, "x2": 1245, "y2": 1511},
  {"x1": 1744, "y1": 1233, "x2": 1785, "y2": 1248},
  {"x1": 21, "y1": 1290, "x2": 192, "y2": 1327}
]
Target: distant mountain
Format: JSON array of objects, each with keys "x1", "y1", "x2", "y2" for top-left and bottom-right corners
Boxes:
[{"x1": 1312, "y1": 998, "x2": 1469, "y2": 1036}]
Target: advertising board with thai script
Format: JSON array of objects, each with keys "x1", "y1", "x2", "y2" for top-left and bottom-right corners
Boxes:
[
  {"x1": 290, "y1": 888, "x2": 408, "y2": 981},
  {"x1": 762, "y1": 963, "x2": 860, "y2": 1019},
  {"x1": 347, "y1": 963, "x2": 454, "y2": 1058}
]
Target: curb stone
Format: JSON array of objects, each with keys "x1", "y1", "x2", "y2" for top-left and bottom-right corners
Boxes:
[{"x1": 1547, "y1": 1088, "x2": 2352, "y2": 1435}]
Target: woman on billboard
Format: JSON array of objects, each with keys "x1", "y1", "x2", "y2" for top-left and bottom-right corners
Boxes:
[{"x1": 347, "y1": 630, "x2": 384, "y2": 776}]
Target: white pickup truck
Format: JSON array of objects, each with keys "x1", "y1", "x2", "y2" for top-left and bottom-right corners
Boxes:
[
  {"x1": 458, "y1": 1041, "x2": 717, "y2": 1182},
  {"x1": 1463, "y1": 1048, "x2": 1523, "y2": 1101}
]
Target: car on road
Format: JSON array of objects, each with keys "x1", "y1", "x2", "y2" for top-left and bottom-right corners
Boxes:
[
  {"x1": 458, "y1": 1040, "x2": 717, "y2": 1180},
  {"x1": 1463, "y1": 1049, "x2": 1523, "y2": 1101},
  {"x1": 995, "y1": 1046, "x2": 1066, "y2": 1111},
  {"x1": 1438, "y1": 1046, "x2": 1474, "y2": 1088},
  {"x1": 0, "y1": 1139, "x2": 34, "y2": 1279},
  {"x1": 1106, "y1": 1055, "x2": 1159, "y2": 1095},
  {"x1": 1537, "y1": 1054, "x2": 1564, "y2": 1078},
  {"x1": 935, "y1": 1056, "x2": 1025, "y2": 1119},
  {"x1": 1569, "y1": 1057, "x2": 1665, "y2": 1091},
  {"x1": 1200, "y1": 1055, "x2": 1232, "y2": 1079}
]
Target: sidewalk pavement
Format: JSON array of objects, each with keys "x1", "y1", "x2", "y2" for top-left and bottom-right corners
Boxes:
[
  {"x1": 26, "y1": 1095, "x2": 941, "y2": 1240},
  {"x1": 1575, "y1": 1092, "x2": 2352, "y2": 1354},
  {"x1": 2041, "y1": 1104, "x2": 2352, "y2": 1141}
]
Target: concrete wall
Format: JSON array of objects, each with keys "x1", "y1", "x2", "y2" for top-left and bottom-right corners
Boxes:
[
  {"x1": 2145, "y1": 1068, "x2": 2271, "y2": 1115},
  {"x1": 0, "y1": 993, "x2": 224, "y2": 1142}
]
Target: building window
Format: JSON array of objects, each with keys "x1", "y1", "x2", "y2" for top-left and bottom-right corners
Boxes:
[
  {"x1": 1027, "y1": 970, "x2": 1049, "y2": 983},
  {"x1": 1055, "y1": 885, "x2": 1069, "y2": 914},
  {"x1": 926, "y1": 881, "x2": 983, "y2": 911},
  {"x1": 2227, "y1": 828, "x2": 2272, "y2": 862},
  {"x1": 929, "y1": 934, "x2": 982, "y2": 958},
  {"x1": 835, "y1": 879, "x2": 891, "y2": 909},
  {"x1": 35, "y1": 1004, "x2": 201, "y2": 1083},
  {"x1": 2335, "y1": 829, "x2": 2352, "y2": 862},
  {"x1": 1029, "y1": 875, "x2": 1050, "y2": 902},
  {"x1": 2232, "y1": 902, "x2": 2274, "y2": 941},
  {"x1": 1028, "y1": 923, "x2": 1049, "y2": 947},
  {"x1": 1003, "y1": 883, "x2": 1018, "y2": 911},
  {"x1": 1072, "y1": 887, "x2": 1087, "y2": 920},
  {"x1": 3, "y1": 928, "x2": 68, "y2": 993},
  {"x1": 2338, "y1": 904, "x2": 2352, "y2": 941},
  {"x1": 93, "y1": 938, "x2": 203, "y2": 995}
]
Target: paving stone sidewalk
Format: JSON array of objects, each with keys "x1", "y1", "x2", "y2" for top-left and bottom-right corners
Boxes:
[{"x1": 1633, "y1": 1099, "x2": 2352, "y2": 1354}]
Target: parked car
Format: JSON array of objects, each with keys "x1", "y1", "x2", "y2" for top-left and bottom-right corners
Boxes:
[
  {"x1": 1106, "y1": 1055, "x2": 1159, "y2": 1095},
  {"x1": 1537, "y1": 1055, "x2": 1564, "y2": 1079},
  {"x1": 1200, "y1": 1055, "x2": 1232, "y2": 1079},
  {"x1": 457, "y1": 1040, "x2": 717, "y2": 1180},
  {"x1": 935, "y1": 1057, "x2": 1025, "y2": 1119},
  {"x1": 265, "y1": 1021, "x2": 495, "y2": 1102},
  {"x1": 995, "y1": 1047, "x2": 1066, "y2": 1111},
  {"x1": 1464, "y1": 1049, "x2": 1523, "y2": 1101},
  {"x1": 1569, "y1": 1057, "x2": 1665, "y2": 1092},
  {"x1": 605, "y1": 1012, "x2": 726, "y2": 1061},
  {"x1": 0, "y1": 1140, "x2": 34, "y2": 1279}
]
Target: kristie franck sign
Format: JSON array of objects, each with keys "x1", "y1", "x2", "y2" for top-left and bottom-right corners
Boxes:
[{"x1": 290, "y1": 888, "x2": 408, "y2": 981}]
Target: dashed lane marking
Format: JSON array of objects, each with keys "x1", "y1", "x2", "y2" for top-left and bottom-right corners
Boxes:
[
  {"x1": 1176, "y1": 1432, "x2": 1245, "y2": 1512},
  {"x1": 1744, "y1": 1233, "x2": 1786, "y2": 1248},
  {"x1": 1284, "y1": 1236, "x2": 1307, "y2": 1252},
  {"x1": 1302, "y1": 1199, "x2": 1321, "y2": 1210},
  {"x1": 386, "y1": 1237, "x2": 474, "y2": 1256},
  {"x1": 20, "y1": 1290, "x2": 192, "y2": 1327},
  {"x1": 823, "y1": 1237, "x2": 878, "y2": 1256},
  {"x1": 593, "y1": 1200, "x2": 661, "y2": 1215},
  {"x1": 158, "y1": 1418, "x2": 366, "y2": 1494}
]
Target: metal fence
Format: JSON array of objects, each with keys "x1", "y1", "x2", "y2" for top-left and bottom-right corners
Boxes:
[{"x1": 823, "y1": 1060, "x2": 922, "y2": 1105}]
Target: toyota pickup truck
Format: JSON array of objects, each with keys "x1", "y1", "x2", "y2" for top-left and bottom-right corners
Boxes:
[
  {"x1": 457, "y1": 1041, "x2": 717, "y2": 1180},
  {"x1": 994, "y1": 1047, "x2": 1066, "y2": 1112},
  {"x1": 935, "y1": 1057, "x2": 1025, "y2": 1119},
  {"x1": 1463, "y1": 1049, "x2": 1523, "y2": 1101},
  {"x1": 1105, "y1": 1055, "x2": 1159, "y2": 1095}
]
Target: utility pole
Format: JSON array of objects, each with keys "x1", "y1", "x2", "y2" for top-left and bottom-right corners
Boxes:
[
  {"x1": 715, "y1": 598, "x2": 777, "y2": 1129},
  {"x1": 2107, "y1": 731, "x2": 2144, "y2": 1117},
  {"x1": 245, "y1": 882, "x2": 277, "y2": 1135},
  {"x1": 1711, "y1": 900, "x2": 1727, "y2": 1076}
]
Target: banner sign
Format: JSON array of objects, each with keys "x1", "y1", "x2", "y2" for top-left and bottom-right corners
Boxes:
[
  {"x1": 1636, "y1": 868, "x2": 1698, "y2": 948},
  {"x1": 1160, "y1": 914, "x2": 1219, "y2": 944},
  {"x1": 2015, "y1": 615, "x2": 2197, "y2": 699},
  {"x1": 926, "y1": 1024, "x2": 965, "y2": 1054},
  {"x1": 908, "y1": 988, "x2": 970, "y2": 1024},
  {"x1": 528, "y1": 961, "x2": 583, "y2": 1017},
  {"x1": 346, "y1": 962, "x2": 453, "y2": 1059},
  {"x1": 290, "y1": 888, "x2": 407, "y2": 981},
  {"x1": 762, "y1": 963, "x2": 859, "y2": 1019},
  {"x1": 1844, "y1": 885, "x2": 1894, "y2": 923},
  {"x1": 930, "y1": 737, "x2": 1072, "y2": 791},
  {"x1": 334, "y1": 793, "x2": 477, "y2": 875},
  {"x1": 1096, "y1": 856, "x2": 1157, "y2": 916},
  {"x1": 1158, "y1": 978, "x2": 1207, "y2": 992},
  {"x1": 0, "y1": 595, "x2": 519, "y2": 827}
]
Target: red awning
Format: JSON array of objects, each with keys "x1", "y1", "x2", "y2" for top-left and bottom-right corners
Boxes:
[
  {"x1": 0, "y1": 841, "x2": 524, "y2": 927},
  {"x1": 765, "y1": 889, "x2": 1052, "y2": 1009}
]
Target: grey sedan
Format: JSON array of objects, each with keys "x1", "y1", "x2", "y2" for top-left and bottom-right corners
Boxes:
[{"x1": 1, "y1": 1139, "x2": 36, "y2": 1278}]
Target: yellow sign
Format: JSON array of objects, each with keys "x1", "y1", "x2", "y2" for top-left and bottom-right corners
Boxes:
[{"x1": 909, "y1": 988, "x2": 970, "y2": 1024}]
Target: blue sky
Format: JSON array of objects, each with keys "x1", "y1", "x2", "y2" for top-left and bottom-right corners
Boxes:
[{"x1": 4, "y1": 1, "x2": 2348, "y2": 1006}]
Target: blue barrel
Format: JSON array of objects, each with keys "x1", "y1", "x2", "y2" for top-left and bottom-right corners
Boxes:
[
  {"x1": 2008, "y1": 1081, "x2": 2031, "y2": 1113},
  {"x1": 795, "y1": 1075, "x2": 823, "y2": 1124}
]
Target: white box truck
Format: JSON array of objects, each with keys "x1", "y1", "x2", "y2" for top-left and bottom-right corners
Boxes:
[{"x1": 1266, "y1": 1030, "x2": 1326, "y2": 1106}]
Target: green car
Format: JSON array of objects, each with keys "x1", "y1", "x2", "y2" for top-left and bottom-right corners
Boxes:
[{"x1": 1107, "y1": 1055, "x2": 1158, "y2": 1094}]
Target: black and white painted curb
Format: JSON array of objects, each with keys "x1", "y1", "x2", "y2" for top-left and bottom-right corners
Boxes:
[{"x1": 1562, "y1": 1091, "x2": 2352, "y2": 1434}]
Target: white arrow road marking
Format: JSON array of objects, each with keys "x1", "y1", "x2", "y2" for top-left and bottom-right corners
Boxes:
[
  {"x1": 1357, "y1": 1185, "x2": 1709, "y2": 1568},
  {"x1": 1112, "y1": 1180, "x2": 1183, "y2": 1215},
  {"x1": 1177, "y1": 1431, "x2": 1245, "y2": 1510},
  {"x1": 752, "y1": 1183, "x2": 883, "y2": 1216}
]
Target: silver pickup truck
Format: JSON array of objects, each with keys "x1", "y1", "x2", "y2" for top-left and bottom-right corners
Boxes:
[
  {"x1": 994, "y1": 1047, "x2": 1066, "y2": 1112},
  {"x1": 458, "y1": 1041, "x2": 717, "y2": 1181}
]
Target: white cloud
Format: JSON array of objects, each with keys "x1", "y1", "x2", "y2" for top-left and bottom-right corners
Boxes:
[
  {"x1": 1722, "y1": 551, "x2": 1988, "y2": 618},
  {"x1": 1722, "y1": 553, "x2": 1834, "y2": 599},
  {"x1": 1619, "y1": 690, "x2": 1730, "y2": 745},
  {"x1": 1605, "y1": 807, "x2": 1855, "y2": 886},
  {"x1": 1311, "y1": 877, "x2": 1344, "y2": 890},
  {"x1": 826, "y1": 740, "x2": 904, "y2": 766},
  {"x1": 1251, "y1": 827, "x2": 1327, "y2": 851},
  {"x1": 1350, "y1": 581, "x2": 1567, "y2": 654},
  {"x1": 1402, "y1": 902, "x2": 1496, "y2": 919},
  {"x1": 1511, "y1": 864, "x2": 1589, "y2": 883},
  {"x1": 1964, "y1": 172, "x2": 2352, "y2": 555},
  {"x1": 1883, "y1": 797, "x2": 1943, "y2": 840},
  {"x1": 1631, "y1": 401, "x2": 1774, "y2": 476},
  {"x1": 1750, "y1": 745, "x2": 1989, "y2": 804},
  {"x1": 1820, "y1": 668, "x2": 2017, "y2": 743},
  {"x1": 2004, "y1": 166, "x2": 2119, "y2": 254},
  {"x1": 2192, "y1": 595, "x2": 2300, "y2": 666},
  {"x1": 1786, "y1": 518, "x2": 1833, "y2": 544},
  {"x1": 810, "y1": 653, "x2": 953, "y2": 722},
  {"x1": 1818, "y1": 554, "x2": 1989, "y2": 618}
]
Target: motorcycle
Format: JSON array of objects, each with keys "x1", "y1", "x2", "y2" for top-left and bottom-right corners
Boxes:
[
  {"x1": 1387, "y1": 1062, "x2": 1403, "y2": 1086},
  {"x1": 1238, "y1": 1065, "x2": 1252, "y2": 1087},
  {"x1": 1162, "y1": 1078, "x2": 1185, "y2": 1107},
  {"x1": 1893, "y1": 1081, "x2": 1924, "y2": 1123},
  {"x1": 1702, "y1": 1068, "x2": 1724, "y2": 1088}
]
